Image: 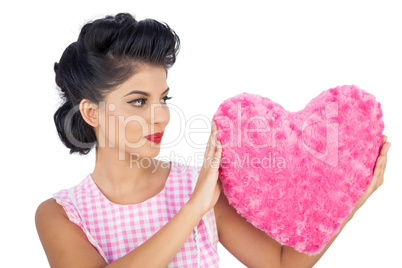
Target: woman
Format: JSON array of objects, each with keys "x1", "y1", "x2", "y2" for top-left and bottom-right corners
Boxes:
[{"x1": 35, "y1": 13, "x2": 391, "y2": 267}]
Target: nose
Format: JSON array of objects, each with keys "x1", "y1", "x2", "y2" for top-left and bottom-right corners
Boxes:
[{"x1": 150, "y1": 102, "x2": 170, "y2": 126}]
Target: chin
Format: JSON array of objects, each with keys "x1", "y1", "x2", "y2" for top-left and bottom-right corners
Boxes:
[{"x1": 127, "y1": 147, "x2": 161, "y2": 160}]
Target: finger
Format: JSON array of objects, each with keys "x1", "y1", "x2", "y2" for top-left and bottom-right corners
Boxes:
[
  {"x1": 210, "y1": 121, "x2": 218, "y2": 148},
  {"x1": 211, "y1": 140, "x2": 222, "y2": 170},
  {"x1": 380, "y1": 142, "x2": 391, "y2": 156},
  {"x1": 212, "y1": 120, "x2": 217, "y2": 133},
  {"x1": 376, "y1": 152, "x2": 387, "y2": 172},
  {"x1": 204, "y1": 121, "x2": 218, "y2": 162},
  {"x1": 382, "y1": 135, "x2": 387, "y2": 143},
  {"x1": 370, "y1": 141, "x2": 389, "y2": 193},
  {"x1": 206, "y1": 121, "x2": 217, "y2": 147},
  {"x1": 373, "y1": 149, "x2": 388, "y2": 188}
]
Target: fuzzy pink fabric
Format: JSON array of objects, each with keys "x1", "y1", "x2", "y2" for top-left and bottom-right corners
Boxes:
[{"x1": 212, "y1": 85, "x2": 384, "y2": 255}]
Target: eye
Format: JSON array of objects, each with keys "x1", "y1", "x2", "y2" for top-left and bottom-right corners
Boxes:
[
  {"x1": 128, "y1": 98, "x2": 146, "y2": 107},
  {"x1": 162, "y1": 95, "x2": 173, "y2": 104},
  {"x1": 128, "y1": 96, "x2": 172, "y2": 108}
]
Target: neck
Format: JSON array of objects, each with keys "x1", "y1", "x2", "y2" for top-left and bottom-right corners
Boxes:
[{"x1": 91, "y1": 146, "x2": 160, "y2": 195}]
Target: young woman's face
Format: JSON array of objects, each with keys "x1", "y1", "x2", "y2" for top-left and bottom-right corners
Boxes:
[{"x1": 96, "y1": 64, "x2": 171, "y2": 160}]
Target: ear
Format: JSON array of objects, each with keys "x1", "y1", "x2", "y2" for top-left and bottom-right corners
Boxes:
[{"x1": 79, "y1": 99, "x2": 99, "y2": 127}]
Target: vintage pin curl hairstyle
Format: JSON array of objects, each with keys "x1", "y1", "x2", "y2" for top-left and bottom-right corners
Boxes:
[{"x1": 53, "y1": 13, "x2": 180, "y2": 155}]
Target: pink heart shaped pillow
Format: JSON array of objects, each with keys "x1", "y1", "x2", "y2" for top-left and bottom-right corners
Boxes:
[{"x1": 212, "y1": 85, "x2": 384, "y2": 255}]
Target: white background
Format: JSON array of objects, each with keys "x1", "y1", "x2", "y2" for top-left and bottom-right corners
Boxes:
[{"x1": 1, "y1": 0, "x2": 401, "y2": 267}]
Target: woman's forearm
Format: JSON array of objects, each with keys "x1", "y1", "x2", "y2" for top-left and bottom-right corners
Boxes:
[{"x1": 106, "y1": 203, "x2": 202, "y2": 268}]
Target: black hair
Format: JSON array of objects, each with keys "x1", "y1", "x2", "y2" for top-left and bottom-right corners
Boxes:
[{"x1": 53, "y1": 13, "x2": 180, "y2": 155}]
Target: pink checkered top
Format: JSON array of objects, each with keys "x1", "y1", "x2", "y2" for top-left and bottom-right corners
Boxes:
[{"x1": 53, "y1": 160, "x2": 219, "y2": 267}]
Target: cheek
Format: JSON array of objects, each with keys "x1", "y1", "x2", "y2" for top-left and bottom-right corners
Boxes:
[
  {"x1": 99, "y1": 108, "x2": 145, "y2": 145},
  {"x1": 101, "y1": 112, "x2": 121, "y2": 145},
  {"x1": 99, "y1": 105, "x2": 170, "y2": 149},
  {"x1": 120, "y1": 114, "x2": 147, "y2": 143}
]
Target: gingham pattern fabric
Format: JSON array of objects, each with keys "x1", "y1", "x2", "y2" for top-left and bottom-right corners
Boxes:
[{"x1": 53, "y1": 161, "x2": 219, "y2": 267}]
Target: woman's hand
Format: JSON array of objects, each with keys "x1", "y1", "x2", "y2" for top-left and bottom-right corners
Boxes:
[
  {"x1": 187, "y1": 120, "x2": 222, "y2": 217},
  {"x1": 352, "y1": 135, "x2": 391, "y2": 215}
]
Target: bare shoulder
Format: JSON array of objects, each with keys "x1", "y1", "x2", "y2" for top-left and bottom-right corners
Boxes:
[
  {"x1": 35, "y1": 198, "x2": 107, "y2": 267},
  {"x1": 35, "y1": 198, "x2": 66, "y2": 221}
]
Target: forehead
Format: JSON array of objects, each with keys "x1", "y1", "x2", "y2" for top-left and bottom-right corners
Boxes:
[{"x1": 108, "y1": 65, "x2": 168, "y2": 98}]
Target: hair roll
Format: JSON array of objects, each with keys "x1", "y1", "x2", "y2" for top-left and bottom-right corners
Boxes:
[{"x1": 53, "y1": 99, "x2": 97, "y2": 155}]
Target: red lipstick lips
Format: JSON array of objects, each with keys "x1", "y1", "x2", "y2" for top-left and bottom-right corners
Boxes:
[{"x1": 145, "y1": 131, "x2": 164, "y2": 144}]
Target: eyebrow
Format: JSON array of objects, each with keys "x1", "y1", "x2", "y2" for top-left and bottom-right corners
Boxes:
[{"x1": 123, "y1": 87, "x2": 170, "y2": 97}]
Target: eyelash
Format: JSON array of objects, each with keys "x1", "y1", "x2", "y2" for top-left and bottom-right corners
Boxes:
[{"x1": 128, "y1": 96, "x2": 173, "y2": 107}]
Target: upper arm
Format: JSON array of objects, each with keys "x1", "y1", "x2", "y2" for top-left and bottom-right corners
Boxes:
[
  {"x1": 214, "y1": 192, "x2": 282, "y2": 268},
  {"x1": 35, "y1": 198, "x2": 107, "y2": 268}
]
